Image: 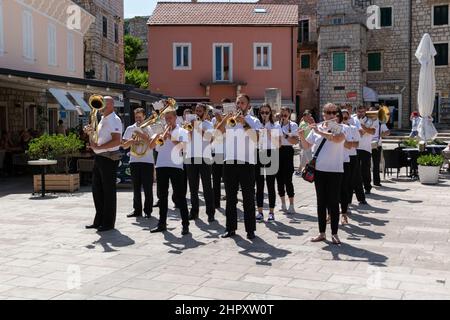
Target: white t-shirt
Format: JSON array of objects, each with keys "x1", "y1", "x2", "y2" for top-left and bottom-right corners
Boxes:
[
  {"x1": 343, "y1": 124, "x2": 360, "y2": 162},
  {"x1": 306, "y1": 123, "x2": 345, "y2": 173},
  {"x1": 279, "y1": 121, "x2": 299, "y2": 146},
  {"x1": 211, "y1": 117, "x2": 224, "y2": 155},
  {"x1": 155, "y1": 126, "x2": 188, "y2": 170},
  {"x1": 352, "y1": 114, "x2": 373, "y2": 153},
  {"x1": 372, "y1": 120, "x2": 389, "y2": 147},
  {"x1": 94, "y1": 112, "x2": 123, "y2": 154},
  {"x1": 258, "y1": 122, "x2": 282, "y2": 150},
  {"x1": 224, "y1": 115, "x2": 262, "y2": 164},
  {"x1": 185, "y1": 120, "x2": 213, "y2": 161},
  {"x1": 123, "y1": 123, "x2": 155, "y2": 164}
]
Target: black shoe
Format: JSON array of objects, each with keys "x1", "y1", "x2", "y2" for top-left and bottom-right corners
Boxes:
[
  {"x1": 359, "y1": 201, "x2": 368, "y2": 205},
  {"x1": 181, "y1": 227, "x2": 190, "y2": 236},
  {"x1": 208, "y1": 216, "x2": 215, "y2": 223},
  {"x1": 127, "y1": 212, "x2": 142, "y2": 218},
  {"x1": 97, "y1": 226, "x2": 114, "y2": 232},
  {"x1": 150, "y1": 226, "x2": 167, "y2": 233},
  {"x1": 85, "y1": 224, "x2": 100, "y2": 230},
  {"x1": 188, "y1": 214, "x2": 198, "y2": 221},
  {"x1": 221, "y1": 231, "x2": 236, "y2": 238},
  {"x1": 153, "y1": 201, "x2": 160, "y2": 208},
  {"x1": 374, "y1": 183, "x2": 382, "y2": 187},
  {"x1": 365, "y1": 190, "x2": 371, "y2": 195},
  {"x1": 247, "y1": 232, "x2": 256, "y2": 240},
  {"x1": 144, "y1": 213, "x2": 152, "y2": 219}
]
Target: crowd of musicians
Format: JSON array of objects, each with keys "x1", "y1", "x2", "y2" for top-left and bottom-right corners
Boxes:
[{"x1": 84, "y1": 94, "x2": 389, "y2": 245}]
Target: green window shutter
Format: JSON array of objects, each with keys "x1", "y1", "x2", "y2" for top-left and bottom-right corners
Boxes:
[
  {"x1": 368, "y1": 52, "x2": 382, "y2": 71},
  {"x1": 380, "y1": 7, "x2": 392, "y2": 27},
  {"x1": 435, "y1": 43, "x2": 449, "y2": 66},
  {"x1": 301, "y1": 54, "x2": 311, "y2": 69},
  {"x1": 333, "y1": 52, "x2": 346, "y2": 72}
]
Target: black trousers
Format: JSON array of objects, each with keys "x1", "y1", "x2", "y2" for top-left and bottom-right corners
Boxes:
[
  {"x1": 276, "y1": 146, "x2": 295, "y2": 198},
  {"x1": 92, "y1": 155, "x2": 119, "y2": 228},
  {"x1": 349, "y1": 155, "x2": 364, "y2": 203},
  {"x1": 256, "y1": 149, "x2": 277, "y2": 209},
  {"x1": 314, "y1": 170, "x2": 343, "y2": 235},
  {"x1": 156, "y1": 167, "x2": 189, "y2": 228},
  {"x1": 186, "y1": 158, "x2": 215, "y2": 218},
  {"x1": 357, "y1": 149, "x2": 372, "y2": 192},
  {"x1": 212, "y1": 154, "x2": 224, "y2": 208},
  {"x1": 130, "y1": 163, "x2": 154, "y2": 216},
  {"x1": 340, "y1": 162, "x2": 352, "y2": 214},
  {"x1": 223, "y1": 163, "x2": 256, "y2": 233},
  {"x1": 371, "y1": 146, "x2": 382, "y2": 185}
]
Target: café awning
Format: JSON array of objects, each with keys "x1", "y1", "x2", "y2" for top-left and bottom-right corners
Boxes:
[
  {"x1": 48, "y1": 88, "x2": 77, "y2": 111},
  {"x1": 68, "y1": 91, "x2": 91, "y2": 112}
]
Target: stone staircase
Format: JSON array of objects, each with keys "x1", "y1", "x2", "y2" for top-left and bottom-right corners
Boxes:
[{"x1": 383, "y1": 129, "x2": 450, "y2": 146}]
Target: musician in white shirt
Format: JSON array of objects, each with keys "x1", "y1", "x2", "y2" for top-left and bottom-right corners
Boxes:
[
  {"x1": 84, "y1": 96, "x2": 123, "y2": 232},
  {"x1": 211, "y1": 102, "x2": 228, "y2": 209},
  {"x1": 216, "y1": 94, "x2": 262, "y2": 240},
  {"x1": 185, "y1": 103, "x2": 215, "y2": 222},
  {"x1": 298, "y1": 103, "x2": 346, "y2": 245},
  {"x1": 255, "y1": 103, "x2": 282, "y2": 222},
  {"x1": 122, "y1": 108, "x2": 155, "y2": 219},
  {"x1": 277, "y1": 107, "x2": 299, "y2": 214},
  {"x1": 370, "y1": 106, "x2": 390, "y2": 187}
]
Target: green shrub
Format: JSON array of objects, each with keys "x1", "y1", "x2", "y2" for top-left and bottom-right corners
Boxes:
[
  {"x1": 400, "y1": 138, "x2": 418, "y2": 148},
  {"x1": 431, "y1": 138, "x2": 448, "y2": 146},
  {"x1": 27, "y1": 133, "x2": 83, "y2": 161},
  {"x1": 417, "y1": 154, "x2": 445, "y2": 167}
]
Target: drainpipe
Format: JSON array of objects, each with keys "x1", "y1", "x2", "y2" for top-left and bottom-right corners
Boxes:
[
  {"x1": 291, "y1": 26, "x2": 295, "y2": 114},
  {"x1": 408, "y1": 0, "x2": 413, "y2": 127}
]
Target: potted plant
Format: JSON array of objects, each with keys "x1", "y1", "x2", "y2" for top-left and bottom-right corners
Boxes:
[
  {"x1": 27, "y1": 133, "x2": 84, "y2": 192},
  {"x1": 417, "y1": 154, "x2": 444, "y2": 185},
  {"x1": 399, "y1": 138, "x2": 418, "y2": 148}
]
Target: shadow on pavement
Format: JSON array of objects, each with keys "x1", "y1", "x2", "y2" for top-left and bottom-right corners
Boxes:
[
  {"x1": 162, "y1": 231, "x2": 206, "y2": 254},
  {"x1": 231, "y1": 234, "x2": 291, "y2": 266},
  {"x1": 86, "y1": 229, "x2": 135, "y2": 253},
  {"x1": 322, "y1": 242, "x2": 388, "y2": 267},
  {"x1": 264, "y1": 220, "x2": 308, "y2": 239}
]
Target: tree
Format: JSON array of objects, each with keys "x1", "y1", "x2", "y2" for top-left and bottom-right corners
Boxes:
[
  {"x1": 125, "y1": 69, "x2": 149, "y2": 89},
  {"x1": 124, "y1": 34, "x2": 143, "y2": 70}
]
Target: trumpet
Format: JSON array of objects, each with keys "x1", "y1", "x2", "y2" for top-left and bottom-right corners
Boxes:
[
  {"x1": 156, "y1": 126, "x2": 171, "y2": 146},
  {"x1": 87, "y1": 95, "x2": 106, "y2": 144},
  {"x1": 227, "y1": 110, "x2": 243, "y2": 127}
]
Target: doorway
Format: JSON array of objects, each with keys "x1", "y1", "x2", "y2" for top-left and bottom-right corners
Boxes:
[{"x1": 378, "y1": 94, "x2": 402, "y2": 129}]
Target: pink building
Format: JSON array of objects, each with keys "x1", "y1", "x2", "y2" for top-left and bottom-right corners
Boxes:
[{"x1": 148, "y1": 2, "x2": 298, "y2": 107}]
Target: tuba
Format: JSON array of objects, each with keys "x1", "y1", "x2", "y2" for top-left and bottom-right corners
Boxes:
[
  {"x1": 130, "y1": 98, "x2": 177, "y2": 157},
  {"x1": 87, "y1": 95, "x2": 106, "y2": 144}
]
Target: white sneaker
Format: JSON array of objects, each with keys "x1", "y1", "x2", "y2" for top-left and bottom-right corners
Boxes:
[
  {"x1": 268, "y1": 213, "x2": 275, "y2": 221},
  {"x1": 288, "y1": 204, "x2": 295, "y2": 214},
  {"x1": 256, "y1": 213, "x2": 264, "y2": 221},
  {"x1": 280, "y1": 203, "x2": 287, "y2": 211}
]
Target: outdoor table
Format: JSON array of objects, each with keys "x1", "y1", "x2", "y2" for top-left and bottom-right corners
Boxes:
[
  {"x1": 425, "y1": 145, "x2": 447, "y2": 155},
  {"x1": 28, "y1": 160, "x2": 58, "y2": 198}
]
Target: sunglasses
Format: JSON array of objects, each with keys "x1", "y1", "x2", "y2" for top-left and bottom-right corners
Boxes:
[
  {"x1": 260, "y1": 111, "x2": 270, "y2": 115},
  {"x1": 325, "y1": 111, "x2": 337, "y2": 115}
]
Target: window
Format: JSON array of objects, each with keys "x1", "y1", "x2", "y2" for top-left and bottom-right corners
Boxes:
[
  {"x1": 300, "y1": 54, "x2": 311, "y2": 69},
  {"x1": 48, "y1": 24, "x2": 57, "y2": 66},
  {"x1": 0, "y1": 0, "x2": 4, "y2": 55},
  {"x1": 67, "y1": 32, "x2": 75, "y2": 72},
  {"x1": 114, "y1": 23, "x2": 119, "y2": 43},
  {"x1": 102, "y1": 16, "x2": 108, "y2": 38},
  {"x1": 254, "y1": 43, "x2": 271, "y2": 70},
  {"x1": 332, "y1": 52, "x2": 346, "y2": 72},
  {"x1": 332, "y1": 17, "x2": 344, "y2": 25},
  {"x1": 368, "y1": 52, "x2": 382, "y2": 71},
  {"x1": 433, "y1": 5, "x2": 449, "y2": 26},
  {"x1": 380, "y1": 7, "x2": 392, "y2": 27},
  {"x1": 213, "y1": 44, "x2": 232, "y2": 82},
  {"x1": 22, "y1": 10, "x2": 34, "y2": 61},
  {"x1": 435, "y1": 43, "x2": 448, "y2": 66},
  {"x1": 173, "y1": 43, "x2": 191, "y2": 70},
  {"x1": 103, "y1": 63, "x2": 109, "y2": 81},
  {"x1": 298, "y1": 20, "x2": 309, "y2": 43}
]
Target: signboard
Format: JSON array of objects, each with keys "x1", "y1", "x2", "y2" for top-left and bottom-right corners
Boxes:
[
  {"x1": 265, "y1": 88, "x2": 282, "y2": 112},
  {"x1": 347, "y1": 91, "x2": 357, "y2": 100}
]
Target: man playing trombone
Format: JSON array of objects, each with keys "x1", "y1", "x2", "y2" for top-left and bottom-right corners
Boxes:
[{"x1": 122, "y1": 108, "x2": 155, "y2": 219}]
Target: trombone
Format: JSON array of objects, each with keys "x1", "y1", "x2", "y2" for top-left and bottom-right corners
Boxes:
[
  {"x1": 87, "y1": 95, "x2": 106, "y2": 144},
  {"x1": 227, "y1": 110, "x2": 243, "y2": 127},
  {"x1": 182, "y1": 116, "x2": 201, "y2": 132},
  {"x1": 156, "y1": 125, "x2": 172, "y2": 146}
]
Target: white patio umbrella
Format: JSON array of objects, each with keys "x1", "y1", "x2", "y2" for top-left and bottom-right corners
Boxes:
[{"x1": 415, "y1": 33, "x2": 438, "y2": 141}]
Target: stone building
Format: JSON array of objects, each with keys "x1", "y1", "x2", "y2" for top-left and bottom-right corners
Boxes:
[
  {"x1": 72, "y1": 0, "x2": 125, "y2": 83},
  {"x1": 124, "y1": 16, "x2": 150, "y2": 71},
  {"x1": 259, "y1": 0, "x2": 320, "y2": 117}
]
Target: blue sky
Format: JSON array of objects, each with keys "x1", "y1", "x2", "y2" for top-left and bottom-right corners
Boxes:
[{"x1": 124, "y1": 0, "x2": 257, "y2": 19}]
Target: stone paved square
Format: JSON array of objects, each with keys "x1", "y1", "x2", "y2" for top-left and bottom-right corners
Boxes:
[{"x1": 1, "y1": 170, "x2": 450, "y2": 300}]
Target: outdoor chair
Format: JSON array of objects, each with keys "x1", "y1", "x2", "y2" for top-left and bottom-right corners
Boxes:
[{"x1": 383, "y1": 149, "x2": 409, "y2": 179}]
